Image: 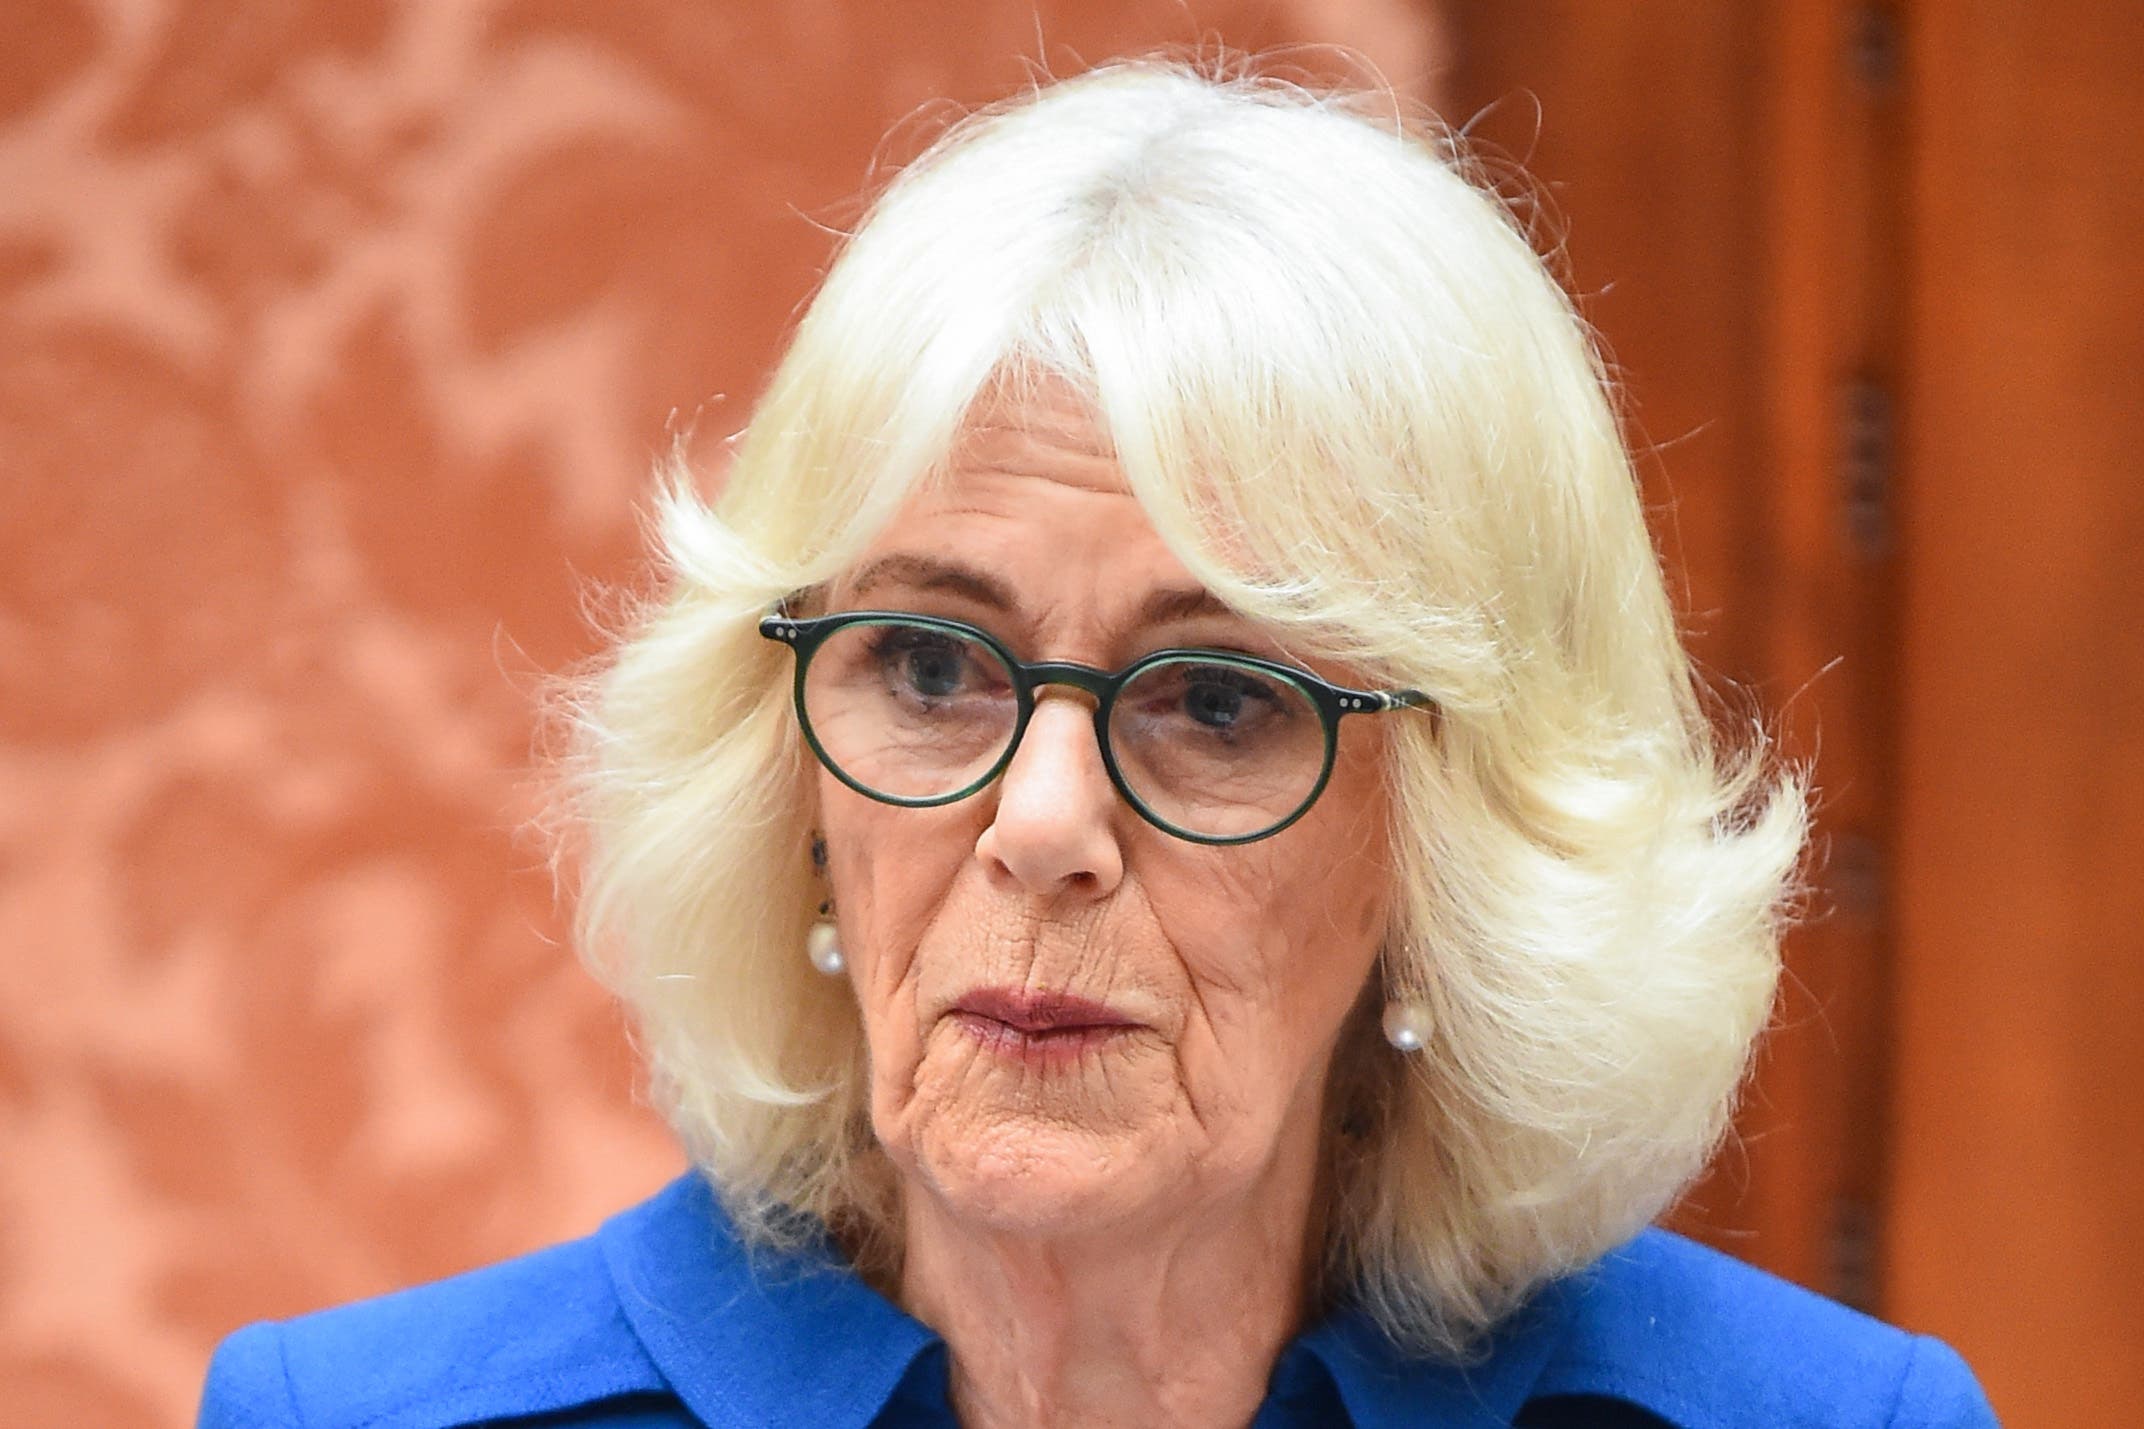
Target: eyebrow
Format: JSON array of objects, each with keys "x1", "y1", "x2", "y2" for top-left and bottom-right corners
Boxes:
[
  {"x1": 1134, "y1": 584, "x2": 1239, "y2": 628},
  {"x1": 844, "y1": 554, "x2": 1240, "y2": 629},
  {"x1": 847, "y1": 554, "x2": 1017, "y2": 609}
]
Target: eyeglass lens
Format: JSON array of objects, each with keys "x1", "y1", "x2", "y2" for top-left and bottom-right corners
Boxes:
[{"x1": 799, "y1": 618, "x2": 1327, "y2": 840}]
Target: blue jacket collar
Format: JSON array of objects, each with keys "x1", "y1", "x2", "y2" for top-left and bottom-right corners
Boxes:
[
  {"x1": 598, "y1": 1173, "x2": 1571, "y2": 1428},
  {"x1": 600, "y1": 1174, "x2": 945, "y2": 1428}
]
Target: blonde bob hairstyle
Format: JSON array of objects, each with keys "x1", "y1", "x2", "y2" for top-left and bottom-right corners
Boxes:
[{"x1": 561, "y1": 57, "x2": 1807, "y2": 1357}]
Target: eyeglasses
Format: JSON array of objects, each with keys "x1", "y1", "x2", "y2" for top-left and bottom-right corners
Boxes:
[{"x1": 760, "y1": 609, "x2": 1429, "y2": 845}]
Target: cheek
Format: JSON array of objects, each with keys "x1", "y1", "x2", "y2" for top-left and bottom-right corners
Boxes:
[
  {"x1": 1156, "y1": 850, "x2": 1387, "y2": 1093},
  {"x1": 817, "y1": 796, "x2": 960, "y2": 1132},
  {"x1": 1167, "y1": 756, "x2": 1392, "y2": 1059},
  {"x1": 816, "y1": 780, "x2": 973, "y2": 994}
]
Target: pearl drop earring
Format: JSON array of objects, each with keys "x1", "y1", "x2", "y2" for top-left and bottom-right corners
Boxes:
[
  {"x1": 807, "y1": 914, "x2": 846, "y2": 977},
  {"x1": 806, "y1": 832, "x2": 845, "y2": 976},
  {"x1": 1381, "y1": 1000, "x2": 1432, "y2": 1053}
]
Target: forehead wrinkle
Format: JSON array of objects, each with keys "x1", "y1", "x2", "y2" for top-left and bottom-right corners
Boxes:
[{"x1": 951, "y1": 404, "x2": 1126, "y2": 494}]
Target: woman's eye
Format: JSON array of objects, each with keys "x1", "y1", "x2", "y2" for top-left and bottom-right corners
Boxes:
[
  {"x1": 1183, "y1": 679, "x2": 1247, "y2": 728},
  {"x1": 1176, "y1": 668, "x2": 1279, "y2": 731},
  {"x1": 901, "y1": 645, "x2": 964, "y2": 696},
  {"x1": 871, "y1": 630, "x2": 978, "y2": 698}
]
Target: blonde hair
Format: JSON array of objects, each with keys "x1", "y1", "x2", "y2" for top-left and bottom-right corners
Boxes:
[{"x1": 559, "y1": 56, "x2": 1807, "y2": 1357}]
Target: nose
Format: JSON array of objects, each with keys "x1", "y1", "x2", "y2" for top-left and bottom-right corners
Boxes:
[{"x1": 974, "y1": 692, "x2": 1125, "y2": 898}]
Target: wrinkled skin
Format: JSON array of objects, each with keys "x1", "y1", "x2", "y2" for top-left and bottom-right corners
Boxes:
[{"x1": 809, "y1": 389, "x2": 1399, "y2": 1425}]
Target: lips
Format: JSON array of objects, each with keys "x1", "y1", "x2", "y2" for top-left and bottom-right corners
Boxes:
[
  {"x1": 950, "y1": 987, "x2": 1140, "y2": 1034},
  {"x1": 946, "y1": 987, "x2": 1143, "y2": 1063}
]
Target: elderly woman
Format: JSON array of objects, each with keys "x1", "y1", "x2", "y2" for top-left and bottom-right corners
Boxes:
[{"x1": 202, "y1": 60, "x2": 1995, "y2": 1429}]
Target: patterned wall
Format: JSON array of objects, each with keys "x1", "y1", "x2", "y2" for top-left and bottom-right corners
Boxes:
[{"x1": 0, "y1": 3, "x2": 1441, "y2": 1422}]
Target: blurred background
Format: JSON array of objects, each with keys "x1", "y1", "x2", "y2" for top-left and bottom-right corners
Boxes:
[{"x1": 2, "y1": 1, "x2": 2136, "y2": 1424}]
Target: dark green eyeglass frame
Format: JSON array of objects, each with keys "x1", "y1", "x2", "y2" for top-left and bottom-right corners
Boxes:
[{"x1": 759, "y1": 608, "x2": 1431, "y2": 846}]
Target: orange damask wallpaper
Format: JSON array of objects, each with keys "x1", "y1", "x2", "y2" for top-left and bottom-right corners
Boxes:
[{"x1": 0, "y1": 3, "x2": 1440, "y2": 1422}]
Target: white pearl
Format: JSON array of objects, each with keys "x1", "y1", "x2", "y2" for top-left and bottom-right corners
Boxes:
[
  {"x1": 806, "y1": 921, "x2": 846, "y2": 977},
  {"x1": 1381, "y1": 1000, "x2": 1432, "y2": 1052}
]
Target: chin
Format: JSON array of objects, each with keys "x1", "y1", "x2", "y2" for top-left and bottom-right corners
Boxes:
[{"x1": 892, "y1": 1110, "x2": 1190, "y2": 1239}]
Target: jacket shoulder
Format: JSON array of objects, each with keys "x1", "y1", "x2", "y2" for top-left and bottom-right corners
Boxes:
[
  {"x1": 197, "y1": 1232, "x2": 668, "y2": 1428},
  {"x1": 1536, "y1": 1229, "x2": 1997, "y2": 1429}
]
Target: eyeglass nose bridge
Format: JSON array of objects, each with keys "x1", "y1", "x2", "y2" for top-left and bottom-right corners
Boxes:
[
  {"x1": 993, "y1": 659, "x2": 1143, "y2": 823},
  {"x1": 1001, "y1": 658, "x2": 1125, "y2": 769},
  {"x1": 1019, "y1": 660, "x2": 1119, "y2": 705}
]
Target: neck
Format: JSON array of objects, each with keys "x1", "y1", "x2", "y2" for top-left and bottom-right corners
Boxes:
[{"x1": 896, "y1": 1141, "x2": 1328, "y2": 1429}]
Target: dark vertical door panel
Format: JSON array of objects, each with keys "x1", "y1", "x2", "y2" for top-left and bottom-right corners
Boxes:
[{"x1": 1891, "y1": 2, "x2": 2144, "y2": 1421}]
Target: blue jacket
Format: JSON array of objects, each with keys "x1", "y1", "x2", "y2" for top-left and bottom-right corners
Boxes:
[{"x1": 199, "y1": 1173, "x2": 1997, "y2": 1427}]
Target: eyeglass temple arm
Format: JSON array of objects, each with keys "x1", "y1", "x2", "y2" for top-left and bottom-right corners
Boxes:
[{"x1": 1348, "y1": 687, "x2": 1432, "y2": 715}]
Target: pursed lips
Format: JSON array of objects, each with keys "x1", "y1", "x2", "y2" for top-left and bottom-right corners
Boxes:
[{"x1": 946, "y1": 986, "x2": 1145, "y2": 1062}]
